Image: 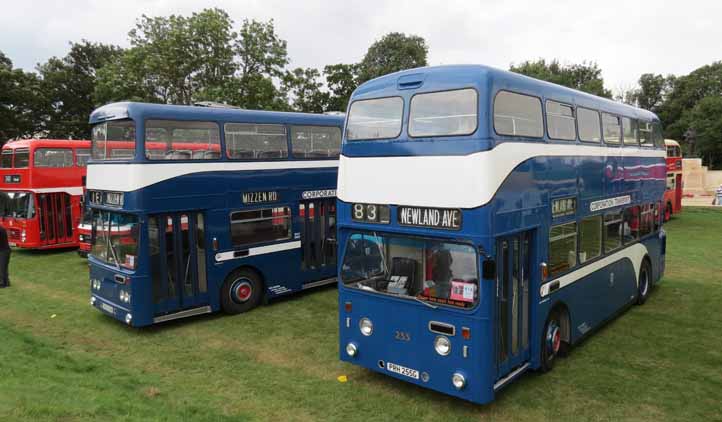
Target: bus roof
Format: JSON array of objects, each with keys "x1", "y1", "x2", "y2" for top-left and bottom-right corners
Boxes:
[
  {"x1": 2, "y1": 139, "x2": 91, "y2": 151},
  {"x1": 89, "y1": 102, "x2": 345, "y2": 127},
  {"x1": 664, "y1": 139, "x2": 680, "y2": 147},
  {"x1": 354, "y1": 64, "x2": 660, "y2": 122}
]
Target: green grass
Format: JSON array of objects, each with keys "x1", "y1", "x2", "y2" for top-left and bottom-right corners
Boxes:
[{"x1": 1, "y1": 208, "x2": 721, "y2": 421}]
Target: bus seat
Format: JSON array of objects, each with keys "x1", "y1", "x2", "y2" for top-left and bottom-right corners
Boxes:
[
  {"x1": 232, "y1": 150, "x2": 254, "y2": 159},
  {"x1": 165, "y1": 150, "x2": 192, "y2": 160},
  {"x1": 257, "y1": 150, "x2": 286, "y2": 159},
  {"x1": 306, "y1": 150, "x2": 329, "y2": 158},
  {"x1": 386, "y1": 257, "x2": 418, "y2": 295}
]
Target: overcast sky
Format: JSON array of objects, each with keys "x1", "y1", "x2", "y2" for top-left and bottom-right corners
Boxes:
[{"x1": 1, "y1": 0, "x2": 720, "y2": 94}]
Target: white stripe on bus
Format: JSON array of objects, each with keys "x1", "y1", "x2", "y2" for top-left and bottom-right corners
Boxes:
[
  {"x1": 0, "y1": 187, "x2": 85, "y2": 196},
  {"x1": 337, "y1": 142, "x2": 665, "y2": 209},
  {"x1": 87, "y1": 160, "x2": 338, "y2": 192},
  {"x1": 539, "y1": 242, "x2": 649, "y2": 298},
  {"x1": 214, "y1": 240, "x2": 301, "y2": 262}
]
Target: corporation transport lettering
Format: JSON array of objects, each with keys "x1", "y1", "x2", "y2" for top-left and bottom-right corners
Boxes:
[
  {"x1": 398, "y1": 206, "x2": 461, "y2": 230},
  {"x1": 242, "y1": 191, "x2": 278, "y2": 204}
]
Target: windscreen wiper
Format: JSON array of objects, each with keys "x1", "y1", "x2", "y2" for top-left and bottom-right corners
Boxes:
[{"x1": 403, "y1": 294, "x2": 438, "y2": 309}]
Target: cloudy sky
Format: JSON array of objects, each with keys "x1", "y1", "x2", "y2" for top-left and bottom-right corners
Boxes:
[{"x1": 1, "y1": 0, "x2": 720, "y2": 93}]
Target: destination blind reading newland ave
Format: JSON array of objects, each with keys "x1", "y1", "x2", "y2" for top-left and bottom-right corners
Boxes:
[{"x1": 398, "y1": 206, "x2": 462, "y2": 230}]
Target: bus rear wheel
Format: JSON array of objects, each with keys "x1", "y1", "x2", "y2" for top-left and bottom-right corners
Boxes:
[
  {"x1": 221, "y1": 268, "x2": 263, "y2": 314},
  {"x1": 540, "y1": 312, "x2": 562, "y2": 373},
  {"x1": 665, "y1": 203, "x2": 672, "y2": 221},
  {"x1": 636, "y1": 260, "x2": 651, "y2": 305}
]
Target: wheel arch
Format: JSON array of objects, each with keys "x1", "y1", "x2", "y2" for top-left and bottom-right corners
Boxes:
[{"x1": 549, "y1": 301, "x2": 572, "y2": 345}]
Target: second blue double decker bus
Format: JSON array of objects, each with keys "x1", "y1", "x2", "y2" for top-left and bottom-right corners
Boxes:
[
  {"x1": 87, "y1": 102, "x2": 343, "y2": 327},
  {"x1": 337, "y1": 65, "x2": 667, "y2": 404}
]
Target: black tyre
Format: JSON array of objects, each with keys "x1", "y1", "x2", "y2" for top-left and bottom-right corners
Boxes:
[
  {"x1": 636, "y1": 260, "x2": 651, "y2": 305},
  {"x1": 220, "y1": 268, "x2": 263, "y2": 314},
  {"x1": 540, "y1": 311, "x2": 562, "y2": 373}
]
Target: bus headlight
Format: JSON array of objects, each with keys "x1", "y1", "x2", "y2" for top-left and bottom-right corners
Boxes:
[
  {"x1": 452, "y1": 372, "x2": 466, "y2": 390},
  {"x1": 434, "y1": 335, "x2": 451, "y2": 356},
  {"x1": 125, "y1": 313, "x2": 132, "y2": 325},
  {"x1": 346, "y1": 342, "x2": 358, "y2": 357},
  {"x1": 119, "y1": 290, "x2": 131, "y2": 303},
  {"x1": 21, "y1": 230, "x2": 26, "y2": 242},
  {"x1": 359, "y1": 318, "x2": 373, "y2": 336},
  {"x1": 90, "y1": 296, "x2": 96, "y2": 306}
]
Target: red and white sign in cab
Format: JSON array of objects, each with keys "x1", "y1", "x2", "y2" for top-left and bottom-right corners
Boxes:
[
  {"x1": 664, "y1": 139, "x2": 683, "y2": 221},
  {"x1": 0, "y1": 139, "x2": 90, "y2": 249}
]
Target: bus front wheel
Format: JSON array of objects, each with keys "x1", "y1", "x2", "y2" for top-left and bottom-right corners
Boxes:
[{"x1": 221, "y1": 268, "x2": 263, "y2": 314}]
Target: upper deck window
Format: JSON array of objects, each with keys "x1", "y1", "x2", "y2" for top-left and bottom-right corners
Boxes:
[
  {"x1": 577, "y1": 107, "x2": 601, "y2": 143},
  {"x1": 145, "y1": 120, "x2": 220, "y2": 160},
  {"x1": 639, "y1": 121, "x2": 653, "y2": 147},
  {"x1": 14, "y1": 148, "x2": 29, "y2": 168},
  {"x1": 493, "y1": 91, "x2": 543, "y2": 138},
  {"x1": 346, "y1": 97, "x2": 403, "y2": 141},
  {"x1": 1, "y1": 150, "x2": 12, "y2": 168},
  {"x1": 92, "y1": 120, "x2": 136, "y2": 160},
  {"x1": 34, "y1": 148, "x2": 73, "y2": 168},
  {"x1": 408, "y1": 89, "x2": 477, "y2": 137},
  {"x1": 290, "y1": 126, "x2": 341, "y2": 159},
  {"x1": 546, "y1": 101, "x2": 576, "y2": 141},
  {"x1": 622, "y1": 117, "x2": 638, "y2": 146},
  {"x1": 602, "y1": 113, "x2": 621, "y2": 144},
  {"x1": 225, "y1": 123, "x2": 288, "y2": 160}
]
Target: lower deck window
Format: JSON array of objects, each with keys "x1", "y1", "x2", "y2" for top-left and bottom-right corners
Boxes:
[
  {"x1": 341, "y1": 233, "x2": 479, "y2": 308},
  {"x1": 549, "y1": 222, "x2": 577, "y2": 277},
  {"x1": 579, "y1": 216, "x2": 602, "y2": 263},
  {"x1": 230, "y1": 207, "x2": 291, "y2": 247},
  {"x1": 623, "y1": 206, "x2": 640, "y2": 244},
  {"x1": 90, "y1": 211, "x2": 139, "y2": 270},
  {"x1": 640, "y1": 204, "x2": 654, "y2": 236},
  {"x1": 604, "y1": 212, "x2": 623, "y2": 252}
]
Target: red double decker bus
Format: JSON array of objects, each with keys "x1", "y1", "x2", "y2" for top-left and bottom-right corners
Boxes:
[
  {"x1": 663, "y1": 139, "x2": 683, "y2": 220},
  {"x1": 0, "y1": 139, "x2": 90, "y2": 249}
]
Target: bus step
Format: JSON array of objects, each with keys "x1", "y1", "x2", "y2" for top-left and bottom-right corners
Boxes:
[
  {"x1": 302, "y1": 277, "x2": 337, "y2": 290},
  {"x1": 152, "y1": 305, "x2": 212, "y2": 324}
]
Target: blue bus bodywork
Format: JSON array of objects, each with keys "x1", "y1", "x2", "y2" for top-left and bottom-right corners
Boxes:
[
  {"x1": 337, "y1": 65, "x2": 666, "y2": 404},
  {"x1": 87, "y1": 103, "x2": 343, "y2": 327}
]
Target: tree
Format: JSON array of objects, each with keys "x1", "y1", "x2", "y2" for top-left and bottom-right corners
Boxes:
[
  {"x1": 626, "y1": 73, "x2": 676, "y2": 113},
  {"x1": 686, "y1": 96, "x2": 722, "y2": 168},
  {"x1": 358, "y1": 32, "x2": 428, "y2": 83},
  {"x1": 510, "y1": 59, "x2": 612, "y2": 98},
  {"x1": 38, "y1": 40, "x2": 122, "y2": 139},
  {"x1": 282, "y1": 67, "x2": 328, "y2": 113},
  {"x1": 0, "y1": 52, "x2": 45, "y2": 141},
  {"x1": 323, "y1": 63, "x2": 359, "y2": 112}
]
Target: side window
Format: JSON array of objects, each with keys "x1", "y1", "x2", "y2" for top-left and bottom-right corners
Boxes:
[
  {"x1": 546, "y1": 101, "x2": 576, "y2": 141},
  {"x1": 290, "y1": 125, "x2": 341, "y2": 159},
  {"x1": 602, "y1": 113, "x2": 621, "y2": 144},
  {"x1": 640, "y1": 204, "x2": 654, "y2": 236},
  {"x1": 145, "y1": 120, "x2": 220, "y2": 160},
  {"x1": 622, "y1": 117, "x2": 638, "y2": 146},
  {"x1": 604, "y1": 211, "x2": 623, "y2": 253},
  {"x1": 623, "y1": 206, "x2": 640, "y2": 244},
  {"x1": 225, "y1": 123, "x2": 288, "y2": 160},
  {"x1": 493, "y1": 91, "x2": 543, "y2": 138},
  {"x1": 76, "y1": 148, "x2": 91, "y2": 167},
  {"x1": 579, "y1": 215, "x2": 602, "y2": 263},
  {"x1": 549, "y1": 222, "x2": 577, "y2": 277},
  {"x1": 577, "y1": 107, "x2": 601, "y2": 143},
  {"x1": 34, "y1": 148, "x2": 73, "y2": 168},
  {"x1": 1, "y1": 150, "x2": 12, "y2": 168},
  {"x1": 230, "y1": 207, "x2": 291, "y2": 247},
  {"x1": 654, "y1": 202, "x2": 661, "y2": 232},
  {"x1": 639, "y1": 121, "x2": 653, "y2": 146},
  {"x1": 652, "y1": 123, "x2": 664, "y2": 148}
]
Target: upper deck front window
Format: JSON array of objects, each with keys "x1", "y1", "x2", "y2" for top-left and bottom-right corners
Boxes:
[
  {"x1": 92, "y1": 120, "x2": 136, "y2": 161},
  {"x1": 409, "y1": 89, "x2": 478, "y2": 137},
  {"x1": 346, "y1": 97, "x2": 403, "y2": 141},
  {"x1": 1, "y1": 150, "x2": 12, "y2": 168}
]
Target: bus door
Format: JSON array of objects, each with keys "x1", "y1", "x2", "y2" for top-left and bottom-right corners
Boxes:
[
  {"x1": 299, "y1": 198, "x2": 337, "y2": 277},
  {"x1": 37, "y1": 192, "x2": 74, "y2": 245},
  {"x1": 675, "y1": 173, "x2": 683, "y2": 211},
  {"x1": 495, "y1": 231, "x2": 532, "y2": 379},
  {"x1": 149, "y1": 212, "x2": 209, "y2": 315}
]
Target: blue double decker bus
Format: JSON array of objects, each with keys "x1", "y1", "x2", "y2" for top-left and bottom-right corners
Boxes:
[
  {"x1": 87, "y1": 102, "x2": 343, "y2": 327},
  {"x1": 337, "y1": 65, "x2": 667, "y2": 404}
]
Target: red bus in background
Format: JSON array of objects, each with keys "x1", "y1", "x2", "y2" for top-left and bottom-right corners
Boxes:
[
  {"x1": 77, "y1": 200, "x2": 92, "y2": 257},
  {"x1": 0, "y1": 139, "x2": 90, "y2": 249},
  {"x1": 664, "y1": 139, "x2": 683, "y2": 221}
]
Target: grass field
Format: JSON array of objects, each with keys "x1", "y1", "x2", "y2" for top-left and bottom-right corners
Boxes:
[{"x1": 0, "y1": 208, "x2": 721, "y2": 422}]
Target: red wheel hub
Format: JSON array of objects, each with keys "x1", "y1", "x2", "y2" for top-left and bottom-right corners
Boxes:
[
  {"x1": 552, "y1": 329, "x2": 561, "y2": 353},
  {"x1": 235, "y1": 282, "x2": 252, "y2": 301}
]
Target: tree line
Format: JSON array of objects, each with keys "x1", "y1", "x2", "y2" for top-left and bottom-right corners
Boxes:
[{"x1": 1, "y1": 8, "x2": 720, "y2": 167}]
